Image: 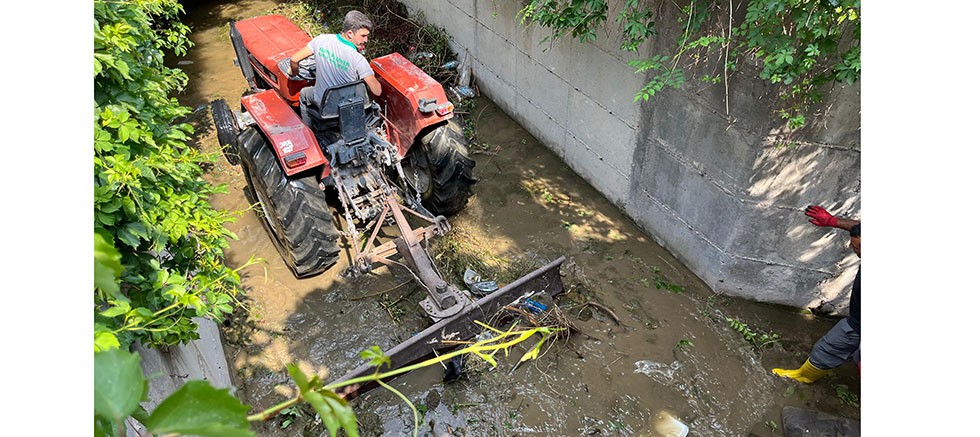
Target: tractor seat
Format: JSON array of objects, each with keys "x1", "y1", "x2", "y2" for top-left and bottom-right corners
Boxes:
[{"x1": 307, "y1": 81, "x2": 375, "y2": 142}]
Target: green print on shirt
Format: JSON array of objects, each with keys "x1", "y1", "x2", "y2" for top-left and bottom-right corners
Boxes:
[{"x1": 318, "y1": 47, "x2": 350, "y2": 71}]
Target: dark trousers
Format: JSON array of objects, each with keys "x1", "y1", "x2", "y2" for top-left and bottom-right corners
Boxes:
[
  {"x1": 299, "y1": 86, "x2": 317, "y2": 126},
  {"x1": 809, "y1": 318, "x2": 860, "y2": 370}
]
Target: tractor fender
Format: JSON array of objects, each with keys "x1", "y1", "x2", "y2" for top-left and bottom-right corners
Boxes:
[
  {"x1": 370, "y1": 52, "x2": 455, "y2": 157},
  {"x1": 241, "y1": 90, "x2": 330, "y2": 178}
]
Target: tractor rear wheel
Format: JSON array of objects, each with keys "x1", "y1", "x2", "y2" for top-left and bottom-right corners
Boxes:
[
  {"x1": 238, "y1": 127, "x2": 341, "y2": 278},
  {"x1": 210, "y1": 99, "x2": 241, "y2": 166},
  {"x1": 412, "y1": 118, "x2": 477, "y2": 216}
]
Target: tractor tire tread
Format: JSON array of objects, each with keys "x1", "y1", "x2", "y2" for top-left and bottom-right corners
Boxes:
[
  {"x1": 419, "y1": 119, "x2": 477, "y2": 216},
  {"x1": 239, "y1": 128, "x2": 340, "y2": 277},
  {"x1": 209, "y1": 99, "x2": 241, "y2": 166}
]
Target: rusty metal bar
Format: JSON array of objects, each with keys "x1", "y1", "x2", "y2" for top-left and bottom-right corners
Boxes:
[
  {"x1": 360, "y1": 201, "x2": 391, "y2": 254},
  {"x1": 359, "y1": 225, "x2": 438, "y2": 264},
  {"x1": 397, "y1": 201, "x2": 439, "y2": 225}
]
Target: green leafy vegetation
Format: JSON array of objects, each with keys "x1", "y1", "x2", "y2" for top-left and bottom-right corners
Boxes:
[
  {"x1": 726, "y1": 317, "x2": 780, "y2": 349},
  {"x1": 95, "y1": 348, "x2": 252, "y2": 436},
  {"x1": 519, "y1": 0, "x2": 860, "y2": 130},
  {"x1": 674, "y1": 339, "x2": 694, "y2": 351},
  {"x1": 833, "y1": 383, "x2": 860, "y2": 408},
  {"x1": 93, "y1": 1, "x2": 251, "y2": 435},
  {"x1": 94, "y1": 0, "x2": 252, "y2": 352},
  {"x1": 766, "y1": 419, "x2": 778, "y2": 433},
  {"x1": 278, "y1": 406, "x2": 302, "y2": 429},
  {"x1": 651, "y1": 266, "x2": 684, "y2": 293}
]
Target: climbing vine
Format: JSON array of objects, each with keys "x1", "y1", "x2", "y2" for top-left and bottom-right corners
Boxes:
[{"x1": 519, "y1": 0, "x2": 860, "y2": 128}]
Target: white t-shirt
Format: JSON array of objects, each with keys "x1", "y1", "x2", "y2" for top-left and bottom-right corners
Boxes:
[{"x1": 307, "y1": 34, "x2": 373, "y2": 99}]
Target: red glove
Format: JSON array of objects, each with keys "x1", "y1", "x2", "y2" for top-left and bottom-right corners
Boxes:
[{"x1": 805, "y1": 205, "x2": 838, "y2": 227}]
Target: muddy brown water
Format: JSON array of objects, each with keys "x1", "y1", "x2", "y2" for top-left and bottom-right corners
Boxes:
[{"x1": 174, "y1": 1, "x2": 860, "y2": 435}]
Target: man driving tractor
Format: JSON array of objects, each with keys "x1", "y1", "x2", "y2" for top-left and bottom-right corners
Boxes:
[{"x1": 288, "y1": 10, "x2": 382, "y2": 126}]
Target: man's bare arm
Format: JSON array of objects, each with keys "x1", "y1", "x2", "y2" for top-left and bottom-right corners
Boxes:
[
  {"x1": 834, "y1": 218, "x2": 860, "y2": 232},
  {"x1": 363, "y1": 74, "x2": 382, "y2": 96},
  {"x1": 289, "y1": 47, "x2": 313, "y2": 76}
]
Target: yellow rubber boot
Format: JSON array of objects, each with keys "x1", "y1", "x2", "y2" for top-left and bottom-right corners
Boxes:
[{"x1": 772, "y1": 359, "x2": 829, "y2": 383}]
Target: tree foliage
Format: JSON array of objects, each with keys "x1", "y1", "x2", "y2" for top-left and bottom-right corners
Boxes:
[
  {"x1": 93, "y1": 0, "x2": 243, "y2": 351},
  {"x1": 92, "y1": 1, "x2": 253, "y2": 434},
  {"x1": 519, "y1": 0, "x2": 860, "y2": 127}
]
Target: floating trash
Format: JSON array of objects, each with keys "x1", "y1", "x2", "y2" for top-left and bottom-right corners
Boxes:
[
  {"x1": 521, "y1": 298, "x2": 548, "y2": 314},
  {"x1": 634, "y1": 360, "x2": 682, "y2": 385},
  {"x1": 463, "y1": 267, "x2": 481, "y2": 285},
  {"x1": 653, "y1": 411, "x2": 689, "y2": 437},
  {"x1": 450, "y1": 85, "x2": 476, "y2": 100},
  {"x1": 471, "y1": 281, "x2": 499, "y2": 296},
  {"x1": 443, "y1": 354, "x2": 466, "y2": 382},
  {"x1": 464, "y1": 267, "x2": 498, "y2": 296},
  {"x1": 409, "y1": 51, "x2": 434, "y2": 61}
]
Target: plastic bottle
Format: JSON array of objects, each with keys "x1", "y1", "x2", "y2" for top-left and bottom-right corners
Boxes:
[{"x1": 452, "y1": 85, "x2": 476, "y2": 99}]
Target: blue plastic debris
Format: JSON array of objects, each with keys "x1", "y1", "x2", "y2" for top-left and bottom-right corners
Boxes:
[{"x1": 521, "y1": 299, "x2": 548, "y2": 314}]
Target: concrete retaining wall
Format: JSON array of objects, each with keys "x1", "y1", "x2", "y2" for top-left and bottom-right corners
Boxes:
[
  {"x1": 125, "y1": 318, "x2": 235, "y2": 436},
  {"x1": 399, "y1": 0, "x2": 861, "y2": 313}
]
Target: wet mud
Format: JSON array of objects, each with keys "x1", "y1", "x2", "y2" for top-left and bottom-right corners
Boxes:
[{"x1": 175, "y1": 1, "x2": 861, "y2": 435}]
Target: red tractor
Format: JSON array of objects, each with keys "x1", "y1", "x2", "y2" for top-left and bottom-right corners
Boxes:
[{"x1": 210, "y1": 14, "x2": 564, "y2": 398}]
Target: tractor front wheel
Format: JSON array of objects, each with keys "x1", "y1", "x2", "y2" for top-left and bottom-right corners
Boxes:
[
  {"x1": 238, "y1": 127, "x2": 341, "y2": 278},
  {"x1": 411, "y1": 118, "x2": 477, "y2": 216},
  {"x1": 210, "y1": 99, "x2": 241, "y2": 166}
]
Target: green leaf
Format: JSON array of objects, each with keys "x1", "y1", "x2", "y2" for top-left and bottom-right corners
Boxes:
[
  {"x1": 99, "y1": 198, "x2": 122, "y2": 213},
  {"x1": 94, "y1": 349, "x2": 147, "y2": 426},
  {"x1": 323, "y1": 392, "x2": 358, "y2": 437},
  {"x1": 287, "y1": 363, "x2": 309, "y2": 393},
  {"x1": 144, "y1": 380, "x2": 253, "y2": 437},
  {"x1": 100, "y1": 301, "x2": 131, "y2": 318},
  {"x1": 360, "y1": 346, "x2": 391, "y2": 369},
  {"x1": 117, "y1": 224, "x2": 142, "y2": 248},
  {"x1": 94, "y1": 232, "x2": 124, "y2": 298},
  {"x1": 131, "y1": 404, "x2": 151, "y2": 426},
  {"x1": 303, "y1": 390, "x2": 340, "y2": 436},
  {"x1": 94, "y1": 415, "x2": 115, "y2": 436},
  {"x1": 115, "y1": 59, "x2": 132, "y2": 79},
  {"x1": 123, "y1": 222, "x2": 149, "y2": 242},
  {"x1": 94, "y1": 330, "x2": 121, "y2": 352},
  {"x1": 122, "y1": 197, "x2": 137, "y2": 216}
]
